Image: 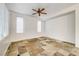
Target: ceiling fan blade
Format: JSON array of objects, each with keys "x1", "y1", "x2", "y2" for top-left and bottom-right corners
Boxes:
[
  {"x1": 32, "y1": 9, "x2": 37, "y2": 12},
  {"x1": 38, "y1": 13, "x2": 40, "y2": 16},
  {"x1": 41, "y1": 12, "x2": 47, "y2": 14},
  {"x1": 32, "y1": 13, "x2": 37, "y2": 15},
  {"x1": 41, "y1": 8, "x2": 45, "y2": 11}
]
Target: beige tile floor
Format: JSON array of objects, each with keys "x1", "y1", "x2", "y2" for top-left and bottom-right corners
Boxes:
[{"x1": 5, "y1": 37, "x2": 79, "y2": 56}]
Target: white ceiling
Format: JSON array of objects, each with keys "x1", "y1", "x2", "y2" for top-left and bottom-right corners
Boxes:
[{"x1": 6, "y1": 3, "x2": 76, "y2": 20}]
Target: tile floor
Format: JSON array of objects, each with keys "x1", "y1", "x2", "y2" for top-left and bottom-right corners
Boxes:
[{"x1": 5, "y1": 37, "x2": 79, "y2": 56}]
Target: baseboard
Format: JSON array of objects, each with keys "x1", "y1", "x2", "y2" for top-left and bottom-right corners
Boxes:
[{"x1": 45, "y1": 34, "x2": 75, "y2": 44}]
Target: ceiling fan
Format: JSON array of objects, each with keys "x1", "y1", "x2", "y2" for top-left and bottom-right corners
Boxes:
[{"x1": 32, "y1": 8, "x2": 47, "y2": 16}]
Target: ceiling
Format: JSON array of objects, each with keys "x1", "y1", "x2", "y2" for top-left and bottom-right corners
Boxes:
[{"x1": 6, "y1": 3, "x2": 76, "y2": 20}]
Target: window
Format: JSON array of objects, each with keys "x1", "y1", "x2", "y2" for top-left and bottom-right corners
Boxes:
[
  {"x1": 16, "y1": 17, "x2": 23, "y2": 33},
  {"x1": 37, "y1": 20, "x2": 41, "y2": 32}
]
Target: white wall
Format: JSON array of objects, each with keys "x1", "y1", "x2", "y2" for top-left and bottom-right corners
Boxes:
[
  {"x1": 7, "y1": 11, "x2": 45, "y2": 42},
  {"x1": 45, "y1": 12, "x2": 75, "y2": 43},
  {"x1": 44, "y1": 4, "x2": 79, "y2": 48},
  {"x1": 44, "y1": 4, "x2": 79, "y2": 47}
]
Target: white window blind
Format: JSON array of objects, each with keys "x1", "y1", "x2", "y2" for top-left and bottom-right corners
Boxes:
[
  {"x1": 16, "y1": 17, "x2": 23, "y2": 33},
  {"x1": 37, "y1": 20, "x2": 41, "y2": 32}
]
